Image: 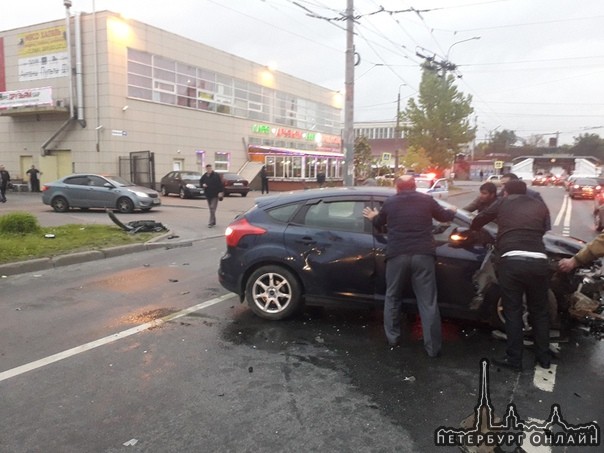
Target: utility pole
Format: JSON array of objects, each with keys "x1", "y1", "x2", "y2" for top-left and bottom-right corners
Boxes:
[
  {"x1": 394, "y1": 90, "x2": 401, "y2": 174},
  {"x1": 343, "y1": 0, "x2": 355, "y2": 186}
]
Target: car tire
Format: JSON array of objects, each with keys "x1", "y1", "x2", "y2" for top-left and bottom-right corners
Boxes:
[
  {"x1": 595, "y1": 211, "x2": 603, "y2": 232},
  {"x1": 51, "y1": 196, "x2": 69, "y2": 212},
  {"x1": 242, "y1": 192, "x2": 248, "y2": 197},
  {"x1": 160, "y1": 186, "x2": 169, "y2": 197},
  {"x1": 116, "y1": 197, "x2": 135, "y2": 213},
  {"x1": 179, "y1": 187, "x2": 187, "y2": 199},
  {"x1": 245, "y1": 265, "x2": 302, "y2": 320},
  {"x1": 489, "y1": 286, "x2": 559, "y2": 332}
]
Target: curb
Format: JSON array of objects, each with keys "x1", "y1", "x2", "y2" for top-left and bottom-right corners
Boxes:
[{"x1": 0, "y1": 230, "x2": 196, "y2": 277}]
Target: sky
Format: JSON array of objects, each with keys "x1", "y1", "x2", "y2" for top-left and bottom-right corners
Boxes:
[{"x1": 4, "y1": 0, "x2": 604, "y2": 146}]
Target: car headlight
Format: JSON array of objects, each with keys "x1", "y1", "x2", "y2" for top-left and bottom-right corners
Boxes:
[
  {"x1": 130, "y1": 190, "x2": 150, "y2": 198},
  {"x1": 185, "y1": 183, "x2": 196, "y2": 189}
]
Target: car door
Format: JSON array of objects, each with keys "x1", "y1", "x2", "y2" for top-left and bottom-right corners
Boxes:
[
  {"x1": 371, "y1": 197, "x2": 488, "y2": 318},
  {"x1": 61, "y1": 175, "x2": 91, "y2": 207},
  {"x1": 430, "y1": 178, "x2": 449, "y2": 200},
  {"x1": 283, "y1": 196, "x2": 378, "y2": 305},
  {"x1": 85, "y1": 175, "x2": 117, "y2": 208}
]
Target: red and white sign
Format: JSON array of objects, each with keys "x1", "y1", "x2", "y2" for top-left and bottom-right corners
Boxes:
[{"x1": 0, "y1": 86, "x2": 53, "y2": 109}]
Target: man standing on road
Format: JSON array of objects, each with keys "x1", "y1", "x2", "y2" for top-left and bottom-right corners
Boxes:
[
  {"x1": 463, "y1": 182, "x2": 497, "y2": 213},
  {"x1": 26, "y1": 165, "x2": 41, "y2": 192},
  {"x1": 260, "y1": 165, "x2": 269, "y2": 194},
  {"x1": 470, "y1": 179, "x2": 551, "y2": 371},
  {"x1": 0, "y1": 164, "x2": 10, "y2": 203},
  {"x1": 363, "y1": 175, "x2": 457, "y2": 357},
  {"x1": 199, "y1": 164, "x2": 224, "y2": 228}
]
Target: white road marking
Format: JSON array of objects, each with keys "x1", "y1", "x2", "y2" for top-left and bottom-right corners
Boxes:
[
  {"x1": 0, "y1": 293, "x2": 236, "y2": 383},
  {"x1": 563, "y1": 196, "x2": 573, "y2": 237},
  {"x1": 553, "y1": 195, "x2": 568, "y2": 227},
  {"x1": 533, "y1": 363, "x2": 557, "y2": 392},
  {"x1": 523, "y1": 418, "x2": 552, "y2": 453}
]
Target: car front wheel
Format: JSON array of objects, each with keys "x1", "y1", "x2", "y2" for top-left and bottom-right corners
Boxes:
[
  {"x1": 116, "y1": 197, "x2": 135, "y2": 213},
  {"x1": 160, "y1": 186, "x2": 168, "y2": 196},
  {"x1": 489, "y1": 286, "x2": 559, "y2": 331},
  {"x1": 179, "y1": 187, "x2": 187, "y2": 199},
  {"x1": 245, "y1": 265, "x2": 302, "y2": 320}
]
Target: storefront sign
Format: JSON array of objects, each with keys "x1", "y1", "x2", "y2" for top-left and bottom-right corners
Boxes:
[
  {"x1": 252, "y1": 124, "x2": 338, "y2": 145},
  {"x1": 0, "y1": 86, "x2": 53, "y2": 109},
  {"x1": 17, "y1": 26, "x2": 69, "y2": 81},
  {"x1": 18, "y1": 26, "x2": 67, "y2": 56}
]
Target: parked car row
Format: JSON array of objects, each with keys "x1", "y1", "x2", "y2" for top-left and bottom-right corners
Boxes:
[{"x1": 159, "y1": 171, "x2": 250, "y2": 199}]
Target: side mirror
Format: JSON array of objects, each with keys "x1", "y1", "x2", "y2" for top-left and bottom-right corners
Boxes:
[{"x1": 449, "y1": 227, "x2": 475, "y2": 248}]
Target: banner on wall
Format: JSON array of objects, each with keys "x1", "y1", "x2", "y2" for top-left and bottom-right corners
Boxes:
[
  {"x1": 17, "y1": 26, "x2": 69, "y2": 81},
  {"x1": 0, "y1": 87, "x2": 53, "y2": 110}
]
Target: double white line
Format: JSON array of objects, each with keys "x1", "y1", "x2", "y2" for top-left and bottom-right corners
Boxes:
[{"x1": 553, "y1": 195, "x2": 572, "y2": 236}]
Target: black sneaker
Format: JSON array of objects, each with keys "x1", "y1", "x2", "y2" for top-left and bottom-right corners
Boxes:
[
  {"x1": 492, "y1": 356, "x2": 522, "y2": 372},
  {"x1": 535, "y1": 355, "x2": 551, "y2": 369}
]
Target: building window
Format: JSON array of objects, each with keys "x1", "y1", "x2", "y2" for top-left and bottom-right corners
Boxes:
[{"x1": 214, "y1": 152, "x2": 230, "y2": 172}]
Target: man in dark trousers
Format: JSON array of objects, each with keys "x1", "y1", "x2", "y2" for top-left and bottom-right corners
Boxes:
[
  {"x1": 199, "y1": 164, "x2": 224, "y2": 228},
  {"x1": 260, "y1": 165, "x2": 269, "y2": 194},
  {"x1": 363, "y1": 175, "x2": 457, "y2": 357},
  {"x1": 0, "y1": 164, "x2": 10, "y2": 203},
  {"x1": 26, "y1": 165, "x2": 41, "y2": 192},
  {"x1": 471, "y1": 179, "x2": 551, "y2": 371}
]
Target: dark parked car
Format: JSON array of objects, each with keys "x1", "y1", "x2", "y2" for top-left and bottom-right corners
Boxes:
[
  {"x1": 220, "y1": 172, "x2": 250, "y2": 197},
  {"x1": 42, "y1": 174, "x2": 161, "y2": 213},
  {"x1": 218, "y1": 187, "x2": 584, "y2": 326},
  {"x1": 160, "y1": 171, "x2": 204, "y2": 199},
  {"x1": 568, "y1": 177, "x2": 601, "y2": 199}
]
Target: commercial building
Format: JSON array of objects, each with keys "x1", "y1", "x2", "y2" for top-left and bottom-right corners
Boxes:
[
  {"x1": 354, "y1": 120, "x2": 406, "y2": 173},
  {"x1": 0, "y1": 8, "x2": 343, "y2": 190}
]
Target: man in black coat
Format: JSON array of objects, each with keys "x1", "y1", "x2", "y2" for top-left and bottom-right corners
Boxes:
[
  {"x1": 199, "y1": 164, "x2": 224, "y2": 228},
  {"x1": 0, "y1": 164, "x2": 10, "y2": 203},
  {"x1": 471, "y1": 179, "x2": 551, "y2": 371}
]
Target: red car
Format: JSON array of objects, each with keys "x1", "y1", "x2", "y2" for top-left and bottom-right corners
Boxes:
[
  {"x1": 568, "y1": 177, "x2": 601, "y2": 199},
  {"x1": 220, "y1": 172, "x2": 250, "y2": 197}
]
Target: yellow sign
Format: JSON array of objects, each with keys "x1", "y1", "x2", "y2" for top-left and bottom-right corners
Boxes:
[
  {"x1": 18, "y1": 26, "x2": 66, "y2": 56},
  {"x1": 494, "y1": 160, "x2": 504, "y2": 169},
  {"x1": 382, "y1": 152, "x2": 391, "y2": 161}
]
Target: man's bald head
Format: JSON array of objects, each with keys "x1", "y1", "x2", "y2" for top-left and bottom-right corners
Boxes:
[{"x1": 395, "y1": 175, "x2": 416, "y2": 192}]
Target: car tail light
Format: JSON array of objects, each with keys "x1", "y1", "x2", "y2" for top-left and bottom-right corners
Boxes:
[
  {"x1": 573, "y1": 184, "x2": 580, "y2": 189},
  {"x1": 225, "y1": 217, "x2": 267, "y2": 247},
  {"x1": 41, "y1": 185, "x2": 49, "y2": 192}
]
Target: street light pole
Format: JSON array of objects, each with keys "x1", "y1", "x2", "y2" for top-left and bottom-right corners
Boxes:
[
  {"x1": 446, "y1": 36, "x2": 480, "y2": 60},
  {"x1": 343, "y1": 0, "x2": 355, "y2": 186},
  {"x1": 394, "y1": 83, "x2": 405, "y2": 175}
]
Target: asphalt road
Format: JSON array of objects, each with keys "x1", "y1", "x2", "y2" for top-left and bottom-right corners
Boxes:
[{"x1": 0, "y1": 184, "x2": 602, "y2": 452}]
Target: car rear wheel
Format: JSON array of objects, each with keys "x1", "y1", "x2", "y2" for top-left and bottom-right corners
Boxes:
[
  {"x1": 489, "y1": 286, "x2": 559, "y2": 331},
  {"x1": 160, "y1": 186, "x2": 169, "y2": 196},
  {"x1": 116, "y1": 197, "x2": 135, "y2": 213},
  {"x1": 51, "y1": 196, "x2": 69, "y2": 212},
  {"x1": 245, "y1": 265, "x2": 302, "y2": 320}
]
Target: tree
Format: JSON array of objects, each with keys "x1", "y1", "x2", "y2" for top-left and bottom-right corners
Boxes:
[
  {"x1": 571, "y1": 133, "x2": 604, "y2": 160},
  {"x1": 490, "y1": 129, "x2": 517, "y2": 153},
  {"x1": 401, "y1": 146, "x2": 433, "y2": 173},
  {"x1": 353, "y1": 135, "x2": 374, "y2": 180},
  {"x1": 401, "y1": 64, "x2": 476, "y2": 169}
]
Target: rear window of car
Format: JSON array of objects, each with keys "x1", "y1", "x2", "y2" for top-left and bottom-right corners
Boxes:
[
  {"x1": 181, "y1": 172, "x2": 201, "y2": 179},
  {"x1": 575, "y1": 178, "x2": 597, "y2": 185}
]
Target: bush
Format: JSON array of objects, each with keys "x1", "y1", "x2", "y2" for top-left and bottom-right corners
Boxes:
[{"x1": 0, "y1": 212, "x2": 41, "y2": 234}]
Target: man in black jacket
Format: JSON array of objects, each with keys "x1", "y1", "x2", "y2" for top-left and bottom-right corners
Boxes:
[
  {"x1": 0, "y1": 164, "x2": 10, "y2": 203},
  {"x1": 199, "y1": 164, "x2": 224, "y2": 228},
  {"x1": 500, "y1": 173, "x2": 551, "y2": 231},
  {"x1": 471, "y1": 179, "x2": 551, "y2": 371},
  {"x1": 363, "y1": 175, "x2": 457, "y2": 357}
]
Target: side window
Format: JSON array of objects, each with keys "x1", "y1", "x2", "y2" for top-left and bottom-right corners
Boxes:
[
  {"x1": 88, "y1": 176, "x2": 107, "y2": 187},
  {"x1": 64, "y1": 176, "x2": 89, "y2": 186},
  {"x1": 267, "y1": 203, "x2": 301, "y2": 223},
  {"x1": 303, "y1": 200, "x2": 368, "y2": 233}
]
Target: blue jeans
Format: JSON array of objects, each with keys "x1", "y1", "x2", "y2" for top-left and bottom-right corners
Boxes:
[{"x1": 384, "y1": 254, "x2": 441, "y2": 355}]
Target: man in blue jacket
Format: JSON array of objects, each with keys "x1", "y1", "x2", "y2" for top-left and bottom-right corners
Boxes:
[{"x1": 363, "y1": 175, "x2": 457, "y2": 357}]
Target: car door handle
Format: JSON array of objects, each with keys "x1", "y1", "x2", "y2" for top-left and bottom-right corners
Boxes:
[{"x1": 297, "y1": 236, "x2": 316, "y2": 246}]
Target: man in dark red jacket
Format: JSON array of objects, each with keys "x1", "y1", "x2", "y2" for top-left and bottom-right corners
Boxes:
[{"x1": 363, "y1": 175, "x2": 457, "y2": 357}]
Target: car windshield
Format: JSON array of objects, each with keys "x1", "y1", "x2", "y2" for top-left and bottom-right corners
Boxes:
[
  {"x1": 104, "y1": 175, "x2": 135, "y2": 186},
  {"x1": 415, "y1": 179, "x2": 433, "y2": 189},
  {"x1": 575, "y1": 178, "x2": 597, "y2": 186},
  {"x1": 222, "y1": 173, "x2": 238, "y2": 179},
  {"x1": 181, "y1": 172, "x2": 201, "y2": 179}
]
